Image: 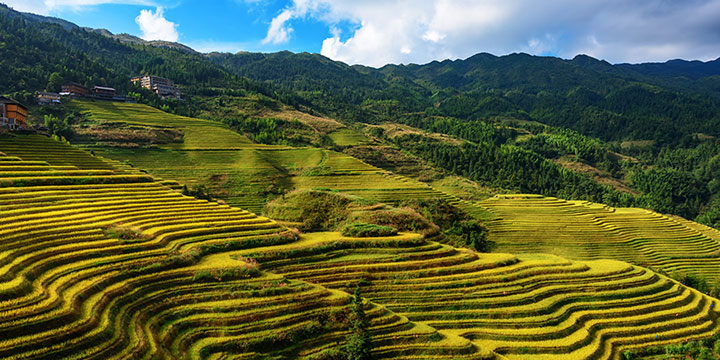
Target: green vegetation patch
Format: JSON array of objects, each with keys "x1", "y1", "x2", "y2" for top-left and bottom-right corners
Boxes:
[
  {"x1": 264, "y1": 189, "x2": 367, "y2": 231},
  {"x1": 328, "y1": 128, "x2": 371, "y2": 147},
  {"x1": 340, "y1": 223, "x2": 398, "y2": 237}
]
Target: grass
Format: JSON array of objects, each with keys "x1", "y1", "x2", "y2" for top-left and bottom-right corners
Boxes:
[
  {"x1": 73, "y1": 99, "x2": 258, "y2": 150},
  {"x1": 328, "y1": 128, "x2": 371, "y2": 147}
]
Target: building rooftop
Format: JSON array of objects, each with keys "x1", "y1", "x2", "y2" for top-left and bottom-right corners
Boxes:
[{"x1": 0, "y1": 96, "x2": 27, "y2": 108}]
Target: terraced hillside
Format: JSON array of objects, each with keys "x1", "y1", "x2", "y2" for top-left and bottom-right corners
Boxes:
[
  {"x1": 73, "y1": 100, "x2": 452, "y2": 213},
  {"x1": 238, "y1": 232, "x2": 720, "y2": 360},
  {"x1": 0, "y1": 133, "x2": 474, "y2": 359},
  {"x1": 479, "y1": 195, "x2": 720, "y2": 285},
  {"x1": 1, "y1": 133, "x2": 719, "y2": 359}
]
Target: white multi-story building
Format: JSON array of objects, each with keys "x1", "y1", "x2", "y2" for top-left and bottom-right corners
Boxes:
[{"x1": 131, "y1": 75, "x2": 181, "y2": 99}]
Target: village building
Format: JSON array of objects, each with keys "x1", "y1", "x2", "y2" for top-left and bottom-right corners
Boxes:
[
  {"x1": 92, "y1": 86, "x2": 116, "y2": 100},
  {"x1": 60, "y1": 82, "x2": 89, "y2": 97},
  {"x1": 36, "y1": 92, "x2": 61, "y2": 106},
  {"x1": 131, "y1": 75, "x2": 181, "y2": 99},
  {"x1": 0, "y1": 96, "x2": 28, "y2": 130}
]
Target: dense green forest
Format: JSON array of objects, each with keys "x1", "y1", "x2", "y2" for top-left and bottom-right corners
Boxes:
[{"x1": 2, "y1": 3, "x2": 720, "y2": 228}]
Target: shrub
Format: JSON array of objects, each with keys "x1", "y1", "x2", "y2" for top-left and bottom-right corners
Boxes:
[
  {"x1": 345, "y1": 207, "x2": 439, "y2": 236},
  {"x1": 443, "y1": 219, "x2": 491, "y2": 252},
  {"x1": 44, "y1": 114, "x2": 72, "y2": 138},
  {"x1": 181, "y1": 184, "x2": 214, "y2": 201},
  {"x1": 341, "y1": 223, "x2": 397, "y2": 237},
  {"x1": 192, "y1": 267, "x2": 260, "y2": 282},
  {"x1": 103, "y1": 224, "x2": 148, "y2": 242},
  {"x1": 264, "y1": 190, "x2": 359, "y2": 230},
  {"x1": 401, "y1": 197, "x2": 491, "y2": 251}
]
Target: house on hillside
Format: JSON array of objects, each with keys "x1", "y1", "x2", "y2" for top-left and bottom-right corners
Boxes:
[
  {"x1": 36, "y1": 92, "x2": 61, "y2": 106},
  {"x1": 0, "y1": 97, "x2": 28, "y2": 130},
  {"x1": 92, "y1": 86, "x2": 116, "y2": 100},
  {"x1": 131, "y1": 75, "x2": 181, "y2": 99},
  {"x1": 60, "y1": 82, "x2": 88, "y2": 97}
]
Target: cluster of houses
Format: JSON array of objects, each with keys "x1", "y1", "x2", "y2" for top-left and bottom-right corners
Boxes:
[
  {"x1": 1, "y1": 75, "x2": 181, "y2": 130},
  {"x1": 34, "y1": 83, "x2": 126, "y2": 107},
  {"x1": 34, "y1": 75, "x2": 181, "y2": 107}
]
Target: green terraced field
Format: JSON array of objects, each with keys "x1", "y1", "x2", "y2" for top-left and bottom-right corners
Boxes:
[
  {"x1": 1, "y1": 133, "x2": 719, "y2": 359},
  {"x1": 73, "y1": 100, "x2": 456, "y2": 214},
  {"x1": 75, "y1": 99, "x2": 261, "y2": 150},
  {"x1": 479, "y1": 194, "x2": 720, "y2": 285},
  {"x1": 327, "y1": 128, "x2": 371, "y2": 147}
]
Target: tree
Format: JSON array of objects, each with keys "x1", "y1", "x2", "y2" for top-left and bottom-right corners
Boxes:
[
  {"x1": 47, "y1": 72, "x2": 63, "y2": 92},
  {"x1": 345, "y1": 287, "x2": 373, "y2": 360},
  {"x1": 44, "y1": 114, "x2": 71, "y2": 138}
]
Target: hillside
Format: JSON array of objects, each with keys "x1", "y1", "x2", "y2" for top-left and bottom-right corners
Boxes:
[
  {"x1": 3, "y1": 2, "x2": 720, "y2": 228},
  {"x1": 480, "y1": 195, "x2": 720, "y2": 288},
  {"x1": 0, "y1": 133, "x2": 718, "y2": 359},
  {"x1": 4, "y1": 5, "x2": 720, "y2": 358},
  {"x1": 207, "y1": 51, "x2": 720, "y2": 227},
  {"x1": 70, "y1": 100, "x2": 460, "y2": 214}
]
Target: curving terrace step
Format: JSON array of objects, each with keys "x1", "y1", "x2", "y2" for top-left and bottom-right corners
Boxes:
[
  {"x1": 479, "y1": 195, "x2": 720, "y2": 286},
  {"x1": 0, "y1": 135, "x2": 499, "y2": 359},
  {"x1": 252, "y1": 232, "x2": 720, "y2": 360}
]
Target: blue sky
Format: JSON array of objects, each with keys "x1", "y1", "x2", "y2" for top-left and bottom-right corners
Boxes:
[{"x1": 5, "y1": 0, "x2": 720, "y2": 67}]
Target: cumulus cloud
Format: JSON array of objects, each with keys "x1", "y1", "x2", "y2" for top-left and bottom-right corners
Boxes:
[
  {"x1": 265, "y1": 0, "x2": 720, "y2": 67},
  {"x1": 135, "y1": 7, "x2": 179, "y2": 42},
  {"x1": 262, "y1": 9, "x2": 294, "y2": 44}
]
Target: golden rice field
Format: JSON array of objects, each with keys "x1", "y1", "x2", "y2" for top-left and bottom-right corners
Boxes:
[
  {"x1": 237, "y1": 232, "x2": 720, "y2": 360},
  {"x1": 1, "y1": 133, "x2": 719, "y2": 359},
  {"x1": 479, "y1": 194, "x2": 720, "y2": 285},
  {"x1": 0, "y1": 133, "x2": 479, "y2": 359}
]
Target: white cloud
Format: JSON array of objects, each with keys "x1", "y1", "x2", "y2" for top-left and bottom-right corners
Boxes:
[
  {"x1": 3, "y1": 0, "x2": 157, "y2": 15},
  {"x1": 262, "y1": 9, "x2": 293, "y2": 44},
  {"x1": 135, "y1": 6, "x2": 178, "y2": 42},
  {"x1": 422, "y1": 30, "x2": 445, "y2": 43},
  {"x1": 263, "y1": 0, "x2": 720, "y2": 67}
]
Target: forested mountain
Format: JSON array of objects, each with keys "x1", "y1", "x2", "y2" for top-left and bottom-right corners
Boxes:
[
  {"x1": 3, "y1": 3, "x2": 720, "y2": 228},
  {"x1": 211, "y1": 50, "x2": 720, "y2": 145},
  {"x1": 618, "y1": 57, "x2": 720, "y2": 79},
  {"x1": 0, "y1": 3, "x2": 273, "y2": 102}
]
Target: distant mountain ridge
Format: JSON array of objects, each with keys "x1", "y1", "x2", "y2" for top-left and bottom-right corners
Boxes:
[
  {"x1": 0, "y1": 3, "x2": 77, "y2": 30},
  {"x1": 2, "y1": 1, "x2": 720, "y2": 145},
  {"x1": 0, "y1": 3, "x2": 196, "y2": 54},
  {"x1": 85, "y1": 28, "x2": 198, "y2": 54},
  {"x1": 2, "y1": 2, "x2": 719, "y2": 77},
  {"x1": 618, "y1": 57, "x2": 720, "y2": 79}
]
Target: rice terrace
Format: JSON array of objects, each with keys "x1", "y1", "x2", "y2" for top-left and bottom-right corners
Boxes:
[{"x1": 2, "y1": 1, "x2": 720, "y2": 359}]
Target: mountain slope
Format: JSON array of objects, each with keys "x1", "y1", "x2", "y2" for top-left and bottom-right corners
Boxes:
[{"x1": 0, "y1": 134, "x2": 718, "y2": 359}]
